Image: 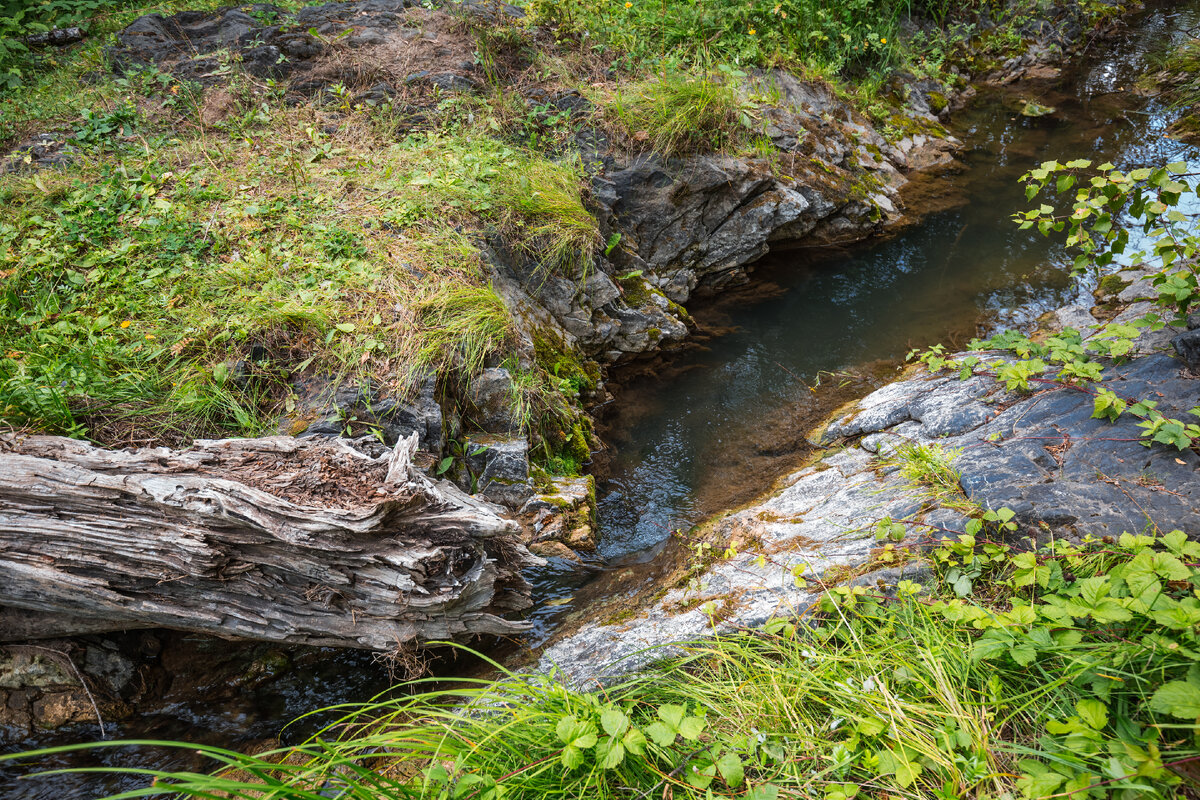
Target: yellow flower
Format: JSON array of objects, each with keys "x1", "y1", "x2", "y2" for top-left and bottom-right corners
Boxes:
[
  {"x1": 120, "y1": 320, "x2": 132, "y2": 328},
  {"x1": 624, "y1": 1, "x2": 631, "y2": 6},
  {"x1": 748, "y1": 27, "x2": 756, "y2": 35},
  {"x1": 145, "y1": 334, "x2": 156, "y2": 340},
  {"x1": 880, "y1": 37, "x2": 887, "y2": 44}
]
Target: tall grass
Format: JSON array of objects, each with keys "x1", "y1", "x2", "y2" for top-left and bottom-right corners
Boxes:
[
  {"x1": 527, "y1": 0, "x2": 919, "y2": 77},
  {"x1": 606, "y1": 71, "x2": 752, "y2": 157},
  {"x1": 496, "y1": 156, "x2": 599, "y2": 276},
  {"x1": 411, "y1": 283, "x2": 514, "y2": 382}
]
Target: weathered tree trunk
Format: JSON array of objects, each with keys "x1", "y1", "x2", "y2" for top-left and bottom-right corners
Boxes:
[{"x1": 0, "y1": 432, "x2": 534, "y2": 650}]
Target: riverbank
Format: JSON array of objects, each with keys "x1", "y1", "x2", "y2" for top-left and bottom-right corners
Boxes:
[{"x1": 0, "y1": 0, "x2": 1174, "y2": 791}]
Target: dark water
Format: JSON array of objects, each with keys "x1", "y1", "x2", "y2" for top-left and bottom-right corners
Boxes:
[
  {"x1": 588, "y1": 3, "x2": 1200, "y2": 567},
  {"x1": 7, "y1": 3, "x2": 1200, "y2": 797}
]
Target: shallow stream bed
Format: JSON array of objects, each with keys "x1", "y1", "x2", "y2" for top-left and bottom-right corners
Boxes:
[{"x1": 7, "y1": 3, "x2": 1200, "y2": 796}]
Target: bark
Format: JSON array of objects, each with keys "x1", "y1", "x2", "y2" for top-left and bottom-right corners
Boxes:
[{"x1": 0, "y1": 432, "x2": 534, "y2": 649}]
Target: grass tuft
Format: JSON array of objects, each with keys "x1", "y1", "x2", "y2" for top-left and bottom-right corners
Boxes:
[
  {"x1": 606, "y1": 71, "x2": 752, "y2": 157},
  {"x1": 497, "y1": 155, "x2": 599, "y2": 276}
]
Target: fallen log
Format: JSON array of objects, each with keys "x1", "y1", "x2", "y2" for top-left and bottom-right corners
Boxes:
[{"x1": 0, "y1": 432, "x2": 535, "y2": 650}]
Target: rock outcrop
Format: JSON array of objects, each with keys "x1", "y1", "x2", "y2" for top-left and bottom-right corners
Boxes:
[{"x1": 537, "y1": 265, "x2": 1200, "y2": 682}]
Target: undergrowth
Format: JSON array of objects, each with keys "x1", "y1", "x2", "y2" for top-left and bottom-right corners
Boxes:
[
  {"x1": 603, "y1": 67, "x2": 755, "y2": 157},
  {"x1": 7, "y1": 529, "x2": 1199, "y2": 798},
  {"x1": 0, "y1": 70, "x2": 594, "y2": 442}
]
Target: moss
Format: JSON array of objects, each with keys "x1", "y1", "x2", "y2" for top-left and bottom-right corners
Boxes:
[
  {"x1": 617, "y1": 273, "x2": 653, "y2": 307},
  {"x1": 529, "y1": 464, "x2": 556, "y2": 492},
  {"x1": 1095, "y1": 273, "x2": 1132, "y2": 300},
  {"x1": 666, "y1": 298, "x2": 693, "y2": 325},
  {"x1": 926, "y1": 91, "x2": 948, "y2": 115},
  {"x1": 532, "y1": 328, "x2": 595, "y2": 393},
  {"x1": 602, "y1": 607, "x2": 640, "y2": 626},
  {"x1": 1168, "y1": 113, "x2": 1200, "y2": 145}
]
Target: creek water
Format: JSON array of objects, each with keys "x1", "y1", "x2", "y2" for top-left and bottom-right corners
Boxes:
[{"x1": 7, "y1": 3, "x2": 1200, "y2": 797}]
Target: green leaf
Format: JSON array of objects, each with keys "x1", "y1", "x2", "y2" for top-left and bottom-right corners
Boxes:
[
  {"x1": 334, "y1": 322, "x2": 356, "y2": 333},
  {"x1": 678, "y1": 715, "x2": 705, "y2": 741},
  {"x1": 555, "y1": 716, "x2": 597, "y2": 749},
  {"x1": 1149, "y1": 680, "x2": 1200, "y2": 719},
  {"x1": 596, "y1": 736, "x2": 626, "y2": 769},
  {"x1": 657, "y1": 704, "x2": 685, "y2": 729},
  {"x1": 1011, "y1": 644, "x2": 1037, "y2": 666},
  {"x1": 715, "y1": 751, "x2": 744, "y2": 788},
  {"x1": 684, "y1": 761, "x2": 716, "y2": 790},
  {"x1": 745, "y1": 785, "x2": 780, "y2": 800},
  {"x1": 1077, "y1": 576, "x2": 1110, "y2": 606},
  {"x1": 561, "y1": 745, "x2": 585, "y2": 770},
  {"x1": 600, "y1": 707, "x2": 629, "y2": 738},
  {"x1": 644, "y1": 721, "x2": 676, "y2": 747},
  {"x1": 1076, "y1": 699, "x2": 1108, "y2": 730},
  {"x1": 622, "y1": 726, "x2": 647, "y2": 756}
]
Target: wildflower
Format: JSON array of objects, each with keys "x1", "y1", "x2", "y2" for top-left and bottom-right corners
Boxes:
[
  {"x1": 120, "y1": 320, "x2": 132, "y2": 328},
  {"x1": 624, "y1": 1, "x2": 631, "y2": 6},
  {"x1": 880, "y1": 37, "x2": 887, "y2": 44},
  {"x1": 145, "y1": 334, "x2": 156, "y2": 340},
  {"x1": 748, "y1": 27, "x2": 756, "y2": 35}
]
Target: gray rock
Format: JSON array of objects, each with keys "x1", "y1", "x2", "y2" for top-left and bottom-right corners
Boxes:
[
  {"x1": 466, "y1": 368, "x2": 520, "y2": 434},
  {"x1": 83, "y1": 644, "x2": 135, "y2": 695},
  {"x1": 293, "y1": 375, "x2": 443, "y2": 452},
  {"x1": 1172, "y1": 328, "x2": 1200, "y2": 370},
  {"x1": 0, "y1": 651, "x2": 76, "y2": 690},
  {"x1": 464, "y1": 436, "x2": 532, "y2": 508}
]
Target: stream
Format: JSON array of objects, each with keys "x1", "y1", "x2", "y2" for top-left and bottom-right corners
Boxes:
[{"x1": 6, "y1": 3, "x2": 1200, "y2": 796}]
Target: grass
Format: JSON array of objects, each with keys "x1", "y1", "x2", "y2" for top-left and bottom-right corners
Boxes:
[
  {"x1": 8, "y1": 530, "x2": 1199, "y2": 798},
  {"x1": 0, "y1": 53, "x2": 597, "y2": 443},
  {"x1": 497, "y1": 155, "x2": 599, "y2": 276},
  {"x1": 526, "y1": 0, "x2": 912, "y2": 78},
  {"x1": 604, "y1": 70, "x2": 754, "y2": 157}
]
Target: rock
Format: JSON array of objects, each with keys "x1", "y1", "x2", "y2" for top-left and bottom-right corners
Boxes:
[
  {"x1": 539, "y1": 327, "x2": 1200, "y2": 682},
  {"x1": 566, "y1": 524, "x2": 596, "y2": 551},
  {"x1": 1172, "y1": 328, "x2": 1200, "y2": 370},
  {"x1": 291, "y1": 375, "x2": 443, "y2": 452},
  {"x1": 428, "y1": 73, "x2": 480, "y2": 93},
  {"x1": 32, "y1": 691, "x2": 94, "y2": 729},
  {"x1": 83, "y1": 644, "x2": 135, "y2": 695},
  {"x1": 517, "y1": 475, "x2": 597, "y2": 557},
  {"x1": 464, "y1": 436, "x2": 532, "y2": 508},
  {"x1": 2, "y1": 132, "x2": 74, "y2": 173},
  {"x1": 1054, "y1": 304, "x2": 1096, "y2": 332},
  {"x1": 528, "y1": 541, "x2": 582, "y2": 563},
  {"x1": 25, "y1": 27, "x2": 85, "y2": 47},
  {"x1": 0, "y1": 650, "x2": 76, "y2": 690},
  {"x1": 466, "y1": 368, "x2": 520, "y2": 433}
]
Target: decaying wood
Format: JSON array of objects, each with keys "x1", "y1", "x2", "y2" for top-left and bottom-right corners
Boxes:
[{"x1": 0, "y1": 432, "x2": 535, "y2": 649}]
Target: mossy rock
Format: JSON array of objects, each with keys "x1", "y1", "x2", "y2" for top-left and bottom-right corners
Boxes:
[
  {"x1": 1095, "y1": 273, "x2": 1132, "y2": 301},
  {"x1": 617, "y1": 273, "x2": 654, "y2": 307}
]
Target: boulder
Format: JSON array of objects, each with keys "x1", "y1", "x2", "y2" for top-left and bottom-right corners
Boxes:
[
  {"x1": 1173, "y1": 328, "x2": 1200, "y2": 370},
  {"x1": 466, "y1": 368, "x2": 520, "y2": 434},
  {"x1": 464, "y1": 435, "x2": 532, "y2": 508}
]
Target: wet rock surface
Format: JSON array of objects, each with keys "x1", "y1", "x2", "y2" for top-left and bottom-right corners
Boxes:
[{"x1": 537, "y1": 272, "x2": 1200, "y2": 683}]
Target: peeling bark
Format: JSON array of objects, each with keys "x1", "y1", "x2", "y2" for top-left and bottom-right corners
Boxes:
[{"x1": 0, "y1": 433, "x2": 533, "y2": 649}]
